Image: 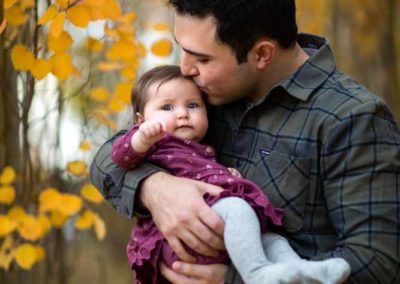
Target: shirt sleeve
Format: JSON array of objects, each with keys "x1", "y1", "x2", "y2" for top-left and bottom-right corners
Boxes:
[
  {"x1": 316, "y1": 100, "x2": 400, "y2": 283},
  {"x1": 89, "y1": 130, "x2": 165, "y2": 218}
]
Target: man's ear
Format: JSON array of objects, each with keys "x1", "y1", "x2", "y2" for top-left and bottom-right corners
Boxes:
[
  {"x1": 253, "y1": 39, "x2": 276, "y2": 69},
  {"x1": 135, "y1": 112, "x2": 144, "y2": 124}
]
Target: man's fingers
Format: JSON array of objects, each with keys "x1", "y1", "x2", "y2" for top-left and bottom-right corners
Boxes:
[
  {"x1": 168, "y1": 237, "x2": 196, "y2": 263},
  {"x1": 172, "y1": 261, "x2": 228, "y2": 282},
  {"x1": 160, "y1": 261, "x2": 191, "y2": 284},
  {"x1": 186, "y1": 218, "x2": 224, "y2": 254}
]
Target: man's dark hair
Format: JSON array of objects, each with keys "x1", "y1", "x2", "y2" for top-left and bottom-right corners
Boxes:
[
  {"x1": 169, "y1": 0, "x2": 298, "y2": 63},
  {"x1": 132, "y1": 65, "x2": 188, "y2": 121}
]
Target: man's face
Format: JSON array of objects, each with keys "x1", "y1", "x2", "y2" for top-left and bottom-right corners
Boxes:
[{"x1": 174, "y1": 13, "x2": 259, "y2": 105}]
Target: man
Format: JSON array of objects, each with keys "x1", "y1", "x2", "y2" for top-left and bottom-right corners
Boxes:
[{"x1": 90, "y1": 0, "x2": 400, "y2": 283}]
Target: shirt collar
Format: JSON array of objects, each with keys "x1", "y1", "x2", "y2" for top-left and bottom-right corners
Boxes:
[{"x1": 278, "y1": 33, "x2": 337, "y2": 101}]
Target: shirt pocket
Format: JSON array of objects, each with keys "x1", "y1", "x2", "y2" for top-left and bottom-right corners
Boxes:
[{"x1": 246, "y1": 149, "x2": 311, "y2": 232}]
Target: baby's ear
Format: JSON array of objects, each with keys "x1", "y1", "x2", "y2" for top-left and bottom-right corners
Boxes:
[{"x1": 135, "y1": 112, "x2": 144, "y2": 124}]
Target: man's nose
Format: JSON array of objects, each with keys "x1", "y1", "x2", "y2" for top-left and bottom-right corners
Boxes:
[{"x1": 180, "y1": 52, "x2": 198, "y2": 77}]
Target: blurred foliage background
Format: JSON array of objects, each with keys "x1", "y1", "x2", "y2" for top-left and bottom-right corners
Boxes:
[{"x1": 0, "y1": 0, "x2": 399, "y2": 283}]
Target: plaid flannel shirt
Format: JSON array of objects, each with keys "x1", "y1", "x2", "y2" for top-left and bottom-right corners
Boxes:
[{"x1": 90, "y1": 34, "x2": 400, "y2": 283}]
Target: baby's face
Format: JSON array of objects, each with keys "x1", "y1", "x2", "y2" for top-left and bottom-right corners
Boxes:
[{"x1": 141, "y1": 78, "x2": 208, "y2": 142}]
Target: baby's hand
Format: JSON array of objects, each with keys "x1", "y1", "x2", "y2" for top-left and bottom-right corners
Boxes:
[
  {"x1": 131, "y1": 120, "x2": 167, "y2": 153},
  {"x1": 227, "y1": 167, "x2": 242, "y2": 178}
]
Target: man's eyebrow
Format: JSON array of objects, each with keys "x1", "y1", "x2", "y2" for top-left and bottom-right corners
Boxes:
[{"x1": 174, "y1": 37, "x2": 211, "y2": 58}]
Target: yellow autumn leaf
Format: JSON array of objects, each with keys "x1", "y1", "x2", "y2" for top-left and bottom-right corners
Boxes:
[
  {"x1": 0, "y1": 166, "x2": 16, "y2": 184},
  {"x1": 50, "y1": 12, "x2": 65, "y2": 38},
  {"x1": 89, "y1": 87, "x2": 109, "y2": 102},
  {"x1": 0, "y1": 235, "x2": 14, "y2": 271},
  {"x1": 117, "y1": 12, "x2": 137, "y2": 24},
  {"x1": 5, "y1": 6, "x2": 27, "y2": 26},
  {"x1": 18, "y1": 214, "x2": 42, "y2": 241},
  {"x1": 38, "y1": 5, "x2": 58, "y2": 25},
  {"x1": 121, "y1": 66, "x2": 136, "y2": 80},
  {"x1": 39, "y1": 187, "x2": 61, "y2": 213},
  {"x1": 106, "y1": 40, "x2": 137, "y2": 61},
  {"x1": 100, "y1": 0, "x2": 122, "y2": 20},
  {"x1": 37, "y1": 215, "x2": 51, "y2": 237},
  {"x1": 94, "y1": 214, "x2": 106, "y2": 240},
  {"x1": 7, "y1": 206, "x2": 26, "y2": 223},
  {"x1": 75, "y1": 209, "x2": 96, "y2": 230},
  {"x1": 0, "y1": 185, "x2": 15, "y2": 205},
  {"x1": 34, "y1": 245, "x2": 45, "y2": 261},
  {"x1": 67, "y1": 160, "x2": 88, "y2": 176},
  {"x1": 55, "y1": 0, "x2": 69, "y2": 9},
  {"x1": 30, "y1": 59, "x2": 52, "y2": 80},
  {"x1": 85, "y1": 0, "x2": 105, "y2": 7},
  {"x1": 85, "y1": 37, "x2": 103, "y2": 52},
  {"x1": 15, "y1": 243, "x2": 37, "y2": 270},
  {"x1": 80, "y1": 184, "x2": 103, "y2": 204},
  {"x1": 11, "y1": 44, "x2": 35, "y2": 71},
  {"x1": 79, "y1": 140, "x2": 92, "y2": 151},
  {"x1": 20, "y1": 0, "x2": 35, "y2": 9},
  {"x1": 114, "y1": 82, "x2": 132, "y2": 103},
  {"x1": 48, "y1": 30, "x2": 73, "y2": 52},
  {"x1": 151, "y1": 38, "x2": 173, "y2": 57},
  {"x1": 138, "y1": 41, "x2": 147, "y2": 58},
  {"x1": 4, "y1": 0, "x2": 17, "y2": 9},
  {"x1": 66, "y1": 4, "x2": 91, "y2": 28},
  {"x1": 50, "y1": 52, "x2": 74, "y2": 80},
  {"x1": 153, "y1": 22, "x2": 170, "y2": 32},
  {"x1": 57, "y1": 194, "x2": 82, "y2": 216},
  {"x1": 50, "y1": 210, "x2": 67, "y2": 228},
  {"x1": 97, "y1": 61, "x2": 121, "y2": 71},
  {"x1": 108, "y1": 96, "x2": 125, "y2": 113},
  {"x1": 0, "y1": 215, "x2": 17, "y2": 236}
]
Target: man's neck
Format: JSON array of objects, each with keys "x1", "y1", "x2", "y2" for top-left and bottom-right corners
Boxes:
[{"x1": 254, "y1": 43, "x2": 309, "y2": 102}]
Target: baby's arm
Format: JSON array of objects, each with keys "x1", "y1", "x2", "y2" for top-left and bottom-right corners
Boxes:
[
  {"x1": 131, "y1": 120, "x2": 167, "y2": 153},
  {"x1": 111, "y1": 120, "x2": 166, "y2": 169}
]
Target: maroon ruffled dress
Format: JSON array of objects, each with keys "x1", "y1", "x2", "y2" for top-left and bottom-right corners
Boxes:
[{"x1": 111, "y1": 126, "x2": 283, "y2": 284}]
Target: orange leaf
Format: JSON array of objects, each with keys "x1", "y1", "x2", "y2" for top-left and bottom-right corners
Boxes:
[
  {"x1": 0, "y1": 185, "x2": 15, "y2": 205},
  {"x1": 0, "y1": 215, "x2": 17, "y2": 236},
  {"x1": 47, "y1": 30, "x2": 73, "y2": 52},
  {"x1": 75, "y1": 209, "x2": 95, "y2": 230},
  {"x1": 39, "y1": 188, "x2": 61, "y2": 213},
  {"x1": 67, "y1": 160, "x2": 88, "y2": 176},
  {"x1": 11, "y1": 45, "x2": 34, "y2": 71},
  {"x1": 18, "y1": 214, "x2": 42, "y2": 241},
  {"x1": 89, "y1": 87, "x2": 109, "y2": 102},
  {"x1": 151, "y1": 38, "x2": 173, "y2": 57},
  {"x1": 50, "y1": 52, "x2": 74, "y2": 80},
  {"x1": 66, "y1": 4, "x2": 91, "y2": 28},
  {"x1": 57, "y1": 194, "x2": 82, "y2": 216},
  {"x1": 97, "y1": 61, "x2": 121, "y2": 71},
  {"x1": 79, "y1": 140, "x2": 92, "y2": 151},
  {"x1": 38, "y1": 5, "x2": 58, "y2": 25},
  {"x1": 4, "y1": 0, "x2": 17, "y2": 9},
  {"x1": 94, "y1": 214, "x2": 106, "y2": 240},
  {"x1": 15, "y1": 244, "x2": 37, "y2": 270},
  {"x1": 50, "y1": 12, "x2": 65, "y2": 38},
  {"x1": 114, "y1": 82, "x2": 132, "y2": 103},
  {"x1": 5, "y1": 6, "x2": 27, "y2": 26},
  {"x1": 85, "y1": 37, "x2": 103, "y2": 52},
  {"x1": 31, "y1": 59, "x2": 51, "y2": 80},
  {"x1": 0, "y1": 166, "x2": 16, "y2": 184},
  {"x1": 80, "y1": 184, "x2": 103, "y2": 204}
]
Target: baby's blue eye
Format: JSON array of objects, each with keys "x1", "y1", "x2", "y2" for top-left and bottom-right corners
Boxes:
[
  {"x1": 188, "y1": 103, "x2": 198, "y2": 109},
  {"x1": 161, "y1": 105, "x2": 173, "y2": 111}
]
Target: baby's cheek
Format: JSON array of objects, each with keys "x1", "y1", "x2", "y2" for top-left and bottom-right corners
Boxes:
[{"x1": 163, "y1": 116, "x2": 176, "y2": 133}]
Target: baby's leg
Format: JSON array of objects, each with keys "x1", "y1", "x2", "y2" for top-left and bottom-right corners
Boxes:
[
  {"x1": 262, "y1": 233, "x2": 351, "y2": 284},
  {"x1": 212, "y1": 197, "x2": 301, "y2": 284}
]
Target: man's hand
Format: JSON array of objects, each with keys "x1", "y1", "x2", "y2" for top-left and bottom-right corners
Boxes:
[
  {"x1": 141, "y1": 172, "x2": 225, "y2": 262},
  {"x1": 159, "y1": 261, "x2": 228, "y2": 284},
  {"x1": 227, "y1": 167, "x2": 242, "y2": 178},
  {"x1": 131, "y1": 120, "x2": 167, "y2": 153}
]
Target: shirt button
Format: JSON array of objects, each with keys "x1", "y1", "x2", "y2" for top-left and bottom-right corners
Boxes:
[{"x1": 236, "y1": 160, "x2": 241, "y2": 167}]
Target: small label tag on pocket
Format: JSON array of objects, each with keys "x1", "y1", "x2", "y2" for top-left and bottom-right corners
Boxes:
[{"x1": 259, "y1": 148, "x2": 271, "y2": 156}]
